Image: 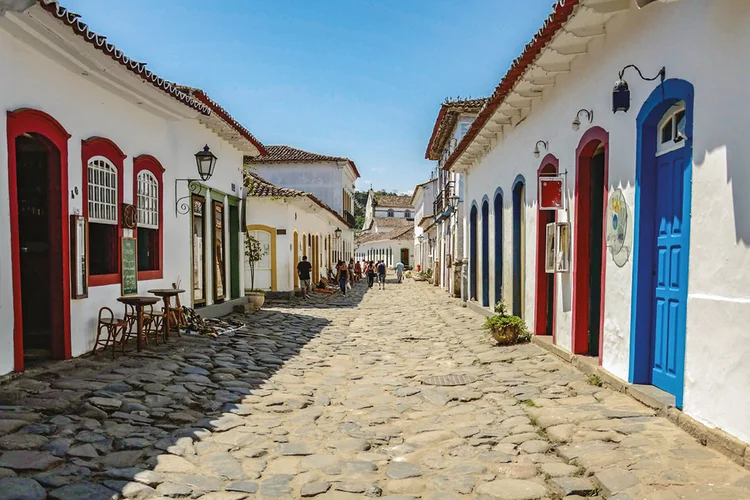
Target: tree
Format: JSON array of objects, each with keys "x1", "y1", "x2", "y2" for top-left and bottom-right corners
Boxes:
[{"x1": 245, "y1": 233, "x2": 268, "y2": 291}]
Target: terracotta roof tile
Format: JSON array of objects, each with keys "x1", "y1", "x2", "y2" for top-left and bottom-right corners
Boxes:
[
  {"x1": 375, "y1": 194, "x2": 413, "y2": 209},
  {"x1": 426, "y1": 98, "x2": 489, "y2": 160},
  {"x1": 373, "y1": 217, "x2": 413, "y2": 229},
  {"x1": 245, "y1": 145, "x2": 360, "y2": 178}
]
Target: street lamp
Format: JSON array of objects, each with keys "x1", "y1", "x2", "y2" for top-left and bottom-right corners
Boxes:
[
  {"x1": 533, "y1": 140, "x2": 548, "y2": 159},
  {"x1": 613, "y1": 65, "x2": 666, "y2": 113},
  {"x1": 572, "y1": 109, "x2": 593, "y2": 131},
  {"x1": 418, "y1": 234, "x2": 425, "y2": 243},
  {"x1": 175, "y1": 145, "x2": 219, "y2": 215},
  {"x1": 334, "y1": 228, "x2": 342, "y2": 240}
]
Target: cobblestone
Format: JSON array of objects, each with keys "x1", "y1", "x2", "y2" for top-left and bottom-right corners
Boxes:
[{"x1": 0, "y1": 279, "x2": 744, "y2": 498}]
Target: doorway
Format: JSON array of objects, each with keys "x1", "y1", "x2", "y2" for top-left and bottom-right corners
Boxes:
[
  {"x1": 535, "y1": 160, "x2": 557, "y2": 337},
  {"x1": 229, "y1": 205, "x2": 240, "y2": 299},
  {"x1": 630, "y1": 81, "x2": 693, "y2": 408},
  {"x1": 469, "y1": 204, "x2": 478, "y2": 301},
  {"x1": 400, "y1": 248, "x2": 409, "y2": 265},
  {"x1": 7, "y1": 109, "x2": 72, "y2": 371},
  {"x1": 493, "y1": 190, "x2": 503, "y2": 306},
  {"x1": 572, "y1": 127, "x2": 609, "y2": 357},
  {"x1": 293, "y1": 231, "x2": 299, "y2": 289},
  {"x1": 512, "y1": 178, "x2": 525, "y2": 318},
  {"x1": 481, "y1": 200, "x2": 490, "y2": 307}
]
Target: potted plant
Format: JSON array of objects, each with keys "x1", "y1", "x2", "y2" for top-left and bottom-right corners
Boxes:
[
  {"x1": 483, "y1": 301, "x2": 530, "y2": 346},
  {"x1": 245, "y1": 233, "x2": 268, "y2": 310}
]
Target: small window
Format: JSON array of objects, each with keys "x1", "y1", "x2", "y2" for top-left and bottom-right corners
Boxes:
[
  {"x1": 405, "y1": 210, "x2": 412, "y2": 219},
  {"x1": 387, "y1": 209, "x2": 394, "y2": 217},
  {"x1": 88, "y1": 157, "x2": 119, "y2": 276},
  {"x1": 656, "y1": 102, "x2": 687, "y2": 156},
  {"x1": 136, "y1": 170, "x2": 159, "y2": 272}
]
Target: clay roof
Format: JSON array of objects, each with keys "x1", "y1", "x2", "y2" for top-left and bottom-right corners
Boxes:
[
  {"x1": 178, "y1": 88, "x2": 268, "y2": 156},
  {"x1": 374, "y1": 217, "x2": 413, "y2": 229},
  {"x1": 37, "y1": 1, "x2": 210, "y2": 115},
  {"x1": 375, "y1": 194, "x2": 413, "y2": 209},
  {"x1": 244, "y1": 172, "x2": 353, "y2": 228},
  {"x1": 245, "y1": 145, "x2": 360, "y2": 178},
  {"x1": 443, "y1": 0, "x2": 580, "y2": 171},
  {"x1": 425, "y1": 97, "x2": 488, "y2": 160},
  {"x1": 357, "y1": 225, "x2": 413, "y2": 245}
]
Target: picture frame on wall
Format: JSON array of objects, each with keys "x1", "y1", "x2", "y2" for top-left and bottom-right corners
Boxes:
[
  {"x1": 555, "y1": 222, "x2": 571, "y2": 273},
  {"x1": 545, "y1": 223, "x2": 556, "y2": 273},
  {"x1": 70, "y1": 214, "x2": 88, "y2": 299}
]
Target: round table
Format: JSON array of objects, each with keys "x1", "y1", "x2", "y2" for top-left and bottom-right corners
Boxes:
[
  {"x1": 148, "y1": 289, "x2": 185, "y2": 341},
  {"x1": 117, "y1": 296, "x2": 160, "y2": 352}
]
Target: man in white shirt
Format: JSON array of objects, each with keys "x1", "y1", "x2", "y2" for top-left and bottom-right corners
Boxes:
[{"x1": 395, "y1": 261, "x2": 404, "y2": 284}]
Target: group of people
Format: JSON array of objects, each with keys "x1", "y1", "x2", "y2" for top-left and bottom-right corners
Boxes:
[{"x1": 296, "y1": 255, "x2": 406, "y2": 298}]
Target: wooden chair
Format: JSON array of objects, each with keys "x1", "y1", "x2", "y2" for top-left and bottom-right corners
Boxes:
[
  {"x1": 170, "y1": 286, "x2": 187, "y2": 336},
  {"x1": 93, "y1": 307, "x2": 127, "y2": 359},
  {"x1": 143, "y1": 304, "x2": 167, "y2": 346}
]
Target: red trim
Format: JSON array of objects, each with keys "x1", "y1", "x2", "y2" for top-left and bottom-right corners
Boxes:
[
  {"x1": 82, "y1": 137, "x2": 125, "y2": 287},
  {"x1": 133, "y1": 155, "x2": 165, "y2": 281},
  {"x1": 534, "y1": 155, "x2": 558, "y2": 341},
  {"x1": 571, "y1": 126, "x2": 609, "y2": 361},
  {"x1": 7, "y1": 109, "x2": 72, "y2": 371},
  {"x1": 443, "y1": 0, "x2": 580, "y2": 171}
]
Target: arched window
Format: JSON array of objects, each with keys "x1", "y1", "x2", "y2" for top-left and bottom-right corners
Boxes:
[
  {"x1": 404, "y1": 209, "x2": 412, "y2": 219},
  {"x1": 134, "y1": 155, "x2": 164, "y2": 280},
  {"x1": 657, "y1": 102, "x2": 686, "y2": 156},
  {"x1": 387, "y1": 209, "x2": 394, "y2": 217},
  {"x1": 82, "y1": 137, "x2": 125, "y2": 286}
]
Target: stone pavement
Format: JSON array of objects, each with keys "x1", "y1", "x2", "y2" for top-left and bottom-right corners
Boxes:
[{"x1": 0, "y1": 279, "x2": 748, "y2": 499}]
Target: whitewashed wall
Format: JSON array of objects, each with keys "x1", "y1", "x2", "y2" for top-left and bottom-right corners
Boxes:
[
  {"x1": 252, "y1": 162, "x2": 347, "y2": 215},
  {"x1": 462, "y1": 0, "x2": 750, "y2": 442},
  {"x1": 0, "y1": 27, "x2": 245, "y2": 373}
]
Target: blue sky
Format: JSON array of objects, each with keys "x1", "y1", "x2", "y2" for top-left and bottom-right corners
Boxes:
[{"x1": 62, "y1": 0, "x2": 554, "y2": 193}]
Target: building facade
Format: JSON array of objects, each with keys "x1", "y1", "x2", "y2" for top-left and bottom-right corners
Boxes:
[
  {"x1": 246, "y1": 145, "x2": 358, "y2": 262},
  {"x1": 411, "y1": 179, "x2": 437, "y2": 273},
  {"x1": 445, "y1": 0, "x2": 750, "y2": 443},
  {"x1": 0, "y1": 0, "x2": 264, "y2": 373}
]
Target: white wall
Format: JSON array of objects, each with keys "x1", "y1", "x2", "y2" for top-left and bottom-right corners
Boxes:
[
  {"x1": 461, "y1": 0, "x2": 750, "y2": 442},
  {"x1": 0, "y1": 26, "x2": 246, "y2": 373},
  {"x1": 356, "y1": 239, "x2": 414, "y2": 269},
  {"x1": 252, "y1": 162, "x2": 345, "y2": 214}
]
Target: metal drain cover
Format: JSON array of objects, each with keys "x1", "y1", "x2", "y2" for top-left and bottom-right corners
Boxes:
[{"x1": 422, "y1": 374, "x2": 477, "y2": 386}]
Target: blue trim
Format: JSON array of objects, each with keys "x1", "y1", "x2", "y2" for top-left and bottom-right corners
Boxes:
[
  {"x1": 511, "y1": 176, "x2": 526, "y2": 317},
  {"x1": 469, "y1": 202, "x2": 478, "y2": 301},
  {"x1": 493, "y1": 187, "x2": 504, "y2": 306},
  {"x1": 629, "y1": 79, "x2": 694, "y2": 409},
  {"x1": 481, "y1": 199, "x2": 490, "y2": 307}
]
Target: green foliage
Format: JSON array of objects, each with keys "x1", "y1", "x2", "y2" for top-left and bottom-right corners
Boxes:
[
  {"x1": 587, "y1": 374, "x2": 603, "y2": 387},
  {"x1": 483, "y1": 300, "x2": 530, "y2": 346},
  {"x1": 245, "y1": 233, "x2": 268, "y2": 291},
  {"x1": 247, "y1": 289, "x2": 267, "y2": 295}
]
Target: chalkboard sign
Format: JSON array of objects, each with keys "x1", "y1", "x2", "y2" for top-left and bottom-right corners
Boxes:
[{"x1": 121, "y1": 237, "x2": 138, "y2": 296}]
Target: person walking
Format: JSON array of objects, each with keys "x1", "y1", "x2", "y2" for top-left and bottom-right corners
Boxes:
[
  {"x1": 377, "y1": 260, "x2": 386, "y2": 290},
  {"x1": 395, "y1": 261, "x2": 404, "y2": 283},
  {"x1": 297, "y1": 256, "x2": 313, "y2": 298},
  {"x1": 348, "y1": 258, "x2": 355, "y2": 286},
  {"x1": 366, "y1": 260, "x2": 376, "y2": 289},
  {"x1": 336, "y1": 260, "x2": 349, "y2": 296},
  {"x1": 354, "y1": 260, "x2": 362, "y2": 282}
]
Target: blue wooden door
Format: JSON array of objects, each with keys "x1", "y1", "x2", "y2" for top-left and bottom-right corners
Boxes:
[{"x1": 650, "y1": 148, "x2": 687, "y2": 395}]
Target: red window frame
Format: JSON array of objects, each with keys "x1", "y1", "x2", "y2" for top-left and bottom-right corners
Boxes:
[
  {"x1": 133, "y1": 155, "x2": 164, "y2": 280},
  {"x1": 81, "y1": 137, "x2": 125, "y2": 287}
]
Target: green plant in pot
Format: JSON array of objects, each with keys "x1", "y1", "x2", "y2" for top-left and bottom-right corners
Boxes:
[
  {"x1": 483, "y1": 300, "x2": 531, "y2": 346},
  {"x1": 245, "y1": 233, "x2": 269, "y2": 310}
]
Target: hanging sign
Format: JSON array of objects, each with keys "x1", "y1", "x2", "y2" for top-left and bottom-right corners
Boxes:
[
  {"x1": 539, "y1": 176, "x2": 566, "y2": 210},
  {"x1": 545, "y1": 222, "x2": 571, "y2": 273}
]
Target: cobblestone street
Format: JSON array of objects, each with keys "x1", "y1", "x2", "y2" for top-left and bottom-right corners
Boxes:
[{"x1": 0, "y1": 280, "x2": 748, "y2": 500}]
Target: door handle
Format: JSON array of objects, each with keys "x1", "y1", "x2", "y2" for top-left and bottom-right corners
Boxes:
[{"x1": 20, "y1": 247, "x2": 29, "y2": 253}]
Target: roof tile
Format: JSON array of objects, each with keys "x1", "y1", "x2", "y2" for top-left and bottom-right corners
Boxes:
[{"x1": 245, "y1": 145, "x2": 360, "y2": 178}]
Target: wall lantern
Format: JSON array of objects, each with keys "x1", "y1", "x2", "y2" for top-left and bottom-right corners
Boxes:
[
  {"x1": 175, "y1": 145, "x2": 220, "y2": 216},
  {"x1": 334, "y1": 227, "x2": 342, "y2": 240},
  {"x1": 448, "y1": 194, "x2": 461, "y2": 207},
  {"x1": 418, "y1": 234, "x2": 425, "y2": 243},
  {"x1": 572, "y1": 109, "x2": 593, "y2": 131},
  {"x1": 195, "y1": 144, "x2": 218, "y2": 181},
  {"x1": 613, "y1": 65, "x2": 666, "y2": 113},
  {"x1": 533, "y1": 140, "x2": 548, "y2": 159}
]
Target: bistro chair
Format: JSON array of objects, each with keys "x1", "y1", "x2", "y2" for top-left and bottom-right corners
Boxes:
[
  {"x1": 143, "y1": 304, "x2": 167, "y2": 346},
  {"x1": 93, "y1": 307, "x2": 127, "y2": 359}
]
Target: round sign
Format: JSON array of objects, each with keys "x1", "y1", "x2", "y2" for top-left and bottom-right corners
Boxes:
[{"x1": 606, "y1": 189, "x2": 628, "y2": 256}]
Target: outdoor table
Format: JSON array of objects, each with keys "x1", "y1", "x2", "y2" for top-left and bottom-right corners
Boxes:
[
  {"x1": 117, "y1": 296, "x2": 160, "y2": 353},
  {"x1": 148, "y1": 289, "x2": 185, "y2": 341}
]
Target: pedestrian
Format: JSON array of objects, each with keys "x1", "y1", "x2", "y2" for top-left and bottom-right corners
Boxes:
[
  {"x1": 366, "y1": 260, "x2": 376, "y2": 289},
  {"x1": 354, "y1": 260, "x2": 362, "y2": 282},
  {"x1": 377, "y1": 260, "x2": 386, "y2": 290},
  {"x1": 395, "y1": 261, "x2": 404, "y2": 283},
  {"x1": 297, "y1": 256, "x2": 313, "y2": 298},
  {"x1": 348, "y1": 258, "x2": 355, "y2": 286},
  {"x1": 336, "y1": 260, "x2": 349, "y2": 296}
]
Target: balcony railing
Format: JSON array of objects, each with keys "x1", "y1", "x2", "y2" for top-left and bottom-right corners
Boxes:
[
  {"x1": 343, "y1": 210, "x2": 356, "y2": 228},
  {"x1": 433, "y1": 181, "x2": 457, "y2": 223}
]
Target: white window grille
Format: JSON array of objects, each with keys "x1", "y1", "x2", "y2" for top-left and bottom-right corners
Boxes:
[
  {"x1": 656, "y1": 101, "x2": 687, "y2": 157},
  {"x1": 137, "y1": 170, "x2": 159, "y2": 229},
  {"x1": 88, "y1": 157, "x2": 118, "y2": 224}
]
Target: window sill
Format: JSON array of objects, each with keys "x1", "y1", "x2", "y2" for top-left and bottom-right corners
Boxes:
[
  {"x1": 137, "y1": 270, "x2": 163, "y2": 281},
  {"x1": 89, "y1": 273, "x2": 120, "y2": 287}
]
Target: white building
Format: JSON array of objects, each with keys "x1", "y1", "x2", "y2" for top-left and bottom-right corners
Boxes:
[
  {"x1": 245, "y1": 145, "x2": 358, "y2": 261},
  {"x1": 425, "y1": 98, "x2": 487, "y2": 297},
  {"x1": 445, "y1": 0, "x2": 750, "y2": 444},
  {"x1": 362, "y1": 191, "x2": 414, "y2": 231},
  {"x1": 244, "y1": 173, "x2": 350, "y2": 292},
  {"x1": 410, "y1": 179, "x2": 437, "y2": 273},
  {"x1": 355, "y1": 221, "x2": 414, "y2": 269},
  {"x1": 0, "y1": 0, "x2": 265, "y2": 373}
]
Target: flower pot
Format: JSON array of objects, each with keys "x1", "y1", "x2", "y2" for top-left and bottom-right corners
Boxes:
[
  {"x1": 247, "y1": 292, "x2": 265, "y2": 310},
  {"x1": 490, "y1": 326, "x2": 520, "y2": 346}
]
